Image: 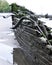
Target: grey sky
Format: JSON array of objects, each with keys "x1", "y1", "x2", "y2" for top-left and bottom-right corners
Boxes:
[{"x1": 6, "y1": 0, "x2": 52, "y2": 14}]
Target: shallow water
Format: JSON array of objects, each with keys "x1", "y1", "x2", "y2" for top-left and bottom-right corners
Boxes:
[
  {"x1": 38, "y1": 18, "x2": 52, "y2": 28},
  {"x1": 0, "y1": 13, "x2": 20, "y2": 65},
  {"x1": 0, "y1": 43, "x2": 13, "y2": 64}
]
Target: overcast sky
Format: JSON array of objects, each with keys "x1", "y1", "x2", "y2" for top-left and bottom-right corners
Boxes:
[{"x1": 6, "y1": 0, "x2": 52, "y2": 14}]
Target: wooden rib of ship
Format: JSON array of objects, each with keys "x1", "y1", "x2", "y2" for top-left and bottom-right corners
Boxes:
[{"x1": 11, "y1": 3, "x2": 52, "y2": 65}]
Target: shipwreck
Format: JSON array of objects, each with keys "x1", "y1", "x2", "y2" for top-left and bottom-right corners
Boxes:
[{"x1": 11, "y1": 3, "x2": 52, "y2": 65}]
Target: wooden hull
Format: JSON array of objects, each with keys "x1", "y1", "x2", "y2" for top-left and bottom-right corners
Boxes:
[
  {"x1": 11, "y1": 4, "x2": 52, "y2": 65},
  {"x1": 13, "y1": 24, "x2": 52, "y2": 65}
]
